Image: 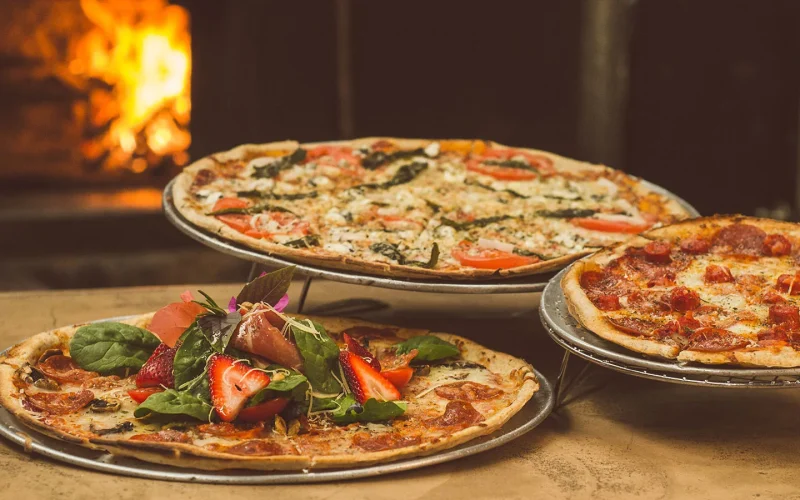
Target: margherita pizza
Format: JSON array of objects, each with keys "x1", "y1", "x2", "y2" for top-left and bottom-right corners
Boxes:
[
  {"x1": 563, "y1": 216, "x2": 800, "y2": 367},
  {"x1": 0, "y1": 268, "x2": 537, "y2": 470},
  {"x1": 172, "y1": 137, "x2": 692, "y2": 279}
]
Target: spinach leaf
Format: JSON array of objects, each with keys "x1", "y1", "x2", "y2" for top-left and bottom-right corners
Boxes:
[
  {"x1": 291, "y1": 322, "x2": 341, "y2": 395},
  {"x1": 236, "y1": 265, "x2": 295, "y2": 306},
  {"x1": 69, "y1": 322, "x2": 161, "y2": 374},
  {"x1": 268, "y1": 372, "x2": 308, "y2": 392},
  {"x1": 331, "y1": 395, "x2": 407, "y2": 424},
  {"x1": 361, "y1": 148, "x2": 427, "y2": 170},
  {"x1": 466, "y1": 180, "x2": 529, "y2": 199},
  {"x1": 249, "y1": 372, "x2": 309, "y2": 407},
  {"x1": 514, "y1": 248, "x2": 549, "y2": 260},
  {"x1": 370, "y1": 242, "x2": 406, "y2": 264},
  {"x1": 395, "y1": 335, "x2": 460, "y2": 362},
  {"x1": 535, "y1": 208, "x2": 596, "y2": 218},
  {"x1": 197, "y1": 311, "x2": 241, "y2": 353},
  {"x1": 237, "y1": 190, "x2": 318, "y2": 201},
  {"x1": 406, "y1": 243, "x2": 440, "y2": 269},
  {"x1": 133, "y1": 389, "x2": 212, "y2": 421},
  {"x1": 440, "y1": 215, "x2": 513, "y2": 231},
  {"x1": 207, "y1": 203, "x2": 295, "y2": 216},
  {"x1": 172, "y1": 323, "x2": 214, "y2": 389},
  {"x1": 252, "y1": 148, "x2": 307, "y2": 178},
  {"x1": 357, "y1": 161, "x2": 428, "y2": 190},
  {"x1": 283, "y1": 235, "x2": 321, "y2": 248}
]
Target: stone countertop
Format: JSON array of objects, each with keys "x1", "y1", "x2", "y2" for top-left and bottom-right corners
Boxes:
[{"x1": 0, "y1": 280, "x2": 798, "y2": 499}]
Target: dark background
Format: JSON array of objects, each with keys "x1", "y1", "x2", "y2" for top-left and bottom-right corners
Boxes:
[{"x1": 1, "y1": 0, "x2": 799, "y2": 290}]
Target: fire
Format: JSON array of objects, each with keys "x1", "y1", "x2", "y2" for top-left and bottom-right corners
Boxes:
[{"x1": 70, "y1": 0, "x2": 191, "y2": 173}]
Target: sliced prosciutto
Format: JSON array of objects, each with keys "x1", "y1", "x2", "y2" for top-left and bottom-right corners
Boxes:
[{"x1": 230, "y1": 304, "x2": 303, "y2": 371}]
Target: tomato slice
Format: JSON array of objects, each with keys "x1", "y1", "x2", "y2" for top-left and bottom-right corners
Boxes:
[
  {"x1": 466, "y1": 148, "x2": 554, "y2": 180},
  {"x1": 305, "y1": 146, "x2": 359, "y2": 165},
  {"x1": 237, "y1": 397, "x2": 290, "y2": 423},
  {"x1": 212, "y1": 198, "x2": 249, "y2": 211},
  {"x1": 148, "y1": 301, "x2": 207, "y2": 347},
  {"x1": 572, "y1": 218, "x2": 651, "y2": 234},
  {"x1": 467, "y1": 160, "x2": 537, "y2": 181},
  {"x1": 381, "y1": 367, "x2": 413, "y2": 390},
  {"x1": 451, "y1": 241, "x2": 539, "y2": 270},
  {"x1": 128, "y1": 387, "x2": 164, "y2": 404}
]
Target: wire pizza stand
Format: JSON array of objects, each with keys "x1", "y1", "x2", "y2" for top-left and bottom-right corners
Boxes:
[
  {"x1": 0, "y1": 314, "x2": 556, "y2": 484},
  {"x1": 539, "y1": 268, "x2": 800, "y2": 406}
]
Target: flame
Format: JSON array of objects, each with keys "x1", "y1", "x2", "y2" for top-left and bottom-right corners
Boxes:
[{"x1": 70, "y1": 0, "x2": 191, "y2": 172}]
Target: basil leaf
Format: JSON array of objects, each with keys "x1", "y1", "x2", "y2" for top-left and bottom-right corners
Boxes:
[
  {"x1": 197, "y1": 311, "x2": 241, "y2": 353},
  {"x1": 283, "y1": 235, "x2": 321, "y2": 248},
  {"x1": 236, "y1": 266, "x2": 295, "y2": 306},
  {"x1": 252, "y1": 148, "x2": 307, "y2": 178},
  {"x1": 356, "y1": 161, "x2": 428, "y2": 190},
  {"x1": 133, "y1": 389, "x2": 212, "y2": 421},
  {"x1": 362, "y1": 148, "x2": 427, "y2": 170},
  {"x1": 370, "y1": 242, "x2": 405, "y2": 264},
  {"x1": 535, "y1": 208, "x2": 596, "y2": 218},
  {"x1": 172, "y1": 323, "x2": 214, "y2": 389},
  {"x1": 69, "y1": 322, "x2": 161, "y2": 374},
  {"x1": 331, "y1": 396, "x2": 407, "y2": 424},
  {"x1": 395, "y1": 335, "x2": 459, "y2": 362},
  {"x1": 207, "y1": 203, "x2": 295, "y2": 216},
  {"x1": 292, "y1": 322, "x2": 341, "y2": 395},
  {"x1": 482, "y1": 159, "x2": 537, "y2": 172},
  {"x1": 407, "y1": 243, "x2": 439, "y2": 269},
  {"x1": 237, "y1": 190, "x2": 317, "y2": 201}
]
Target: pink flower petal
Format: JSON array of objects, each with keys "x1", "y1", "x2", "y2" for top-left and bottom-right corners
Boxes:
[
  {"x1": 180, "y1": 290, "x2": 194, "y2": 303},
  {"x1": 259, "y1": 271, "x2": 267, "y2": 278},
  {"x1": 227, "y1": 296, "x2": 238, "y2": 313},
  {"x1": 274, "y1": 294, "x2": 290, "y2": 312}
]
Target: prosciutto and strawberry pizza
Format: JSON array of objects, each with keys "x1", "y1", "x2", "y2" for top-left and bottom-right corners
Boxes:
[
  {"x1": 0, "y1": 268, "x2": 537, "y2": 470},
  {"x1": 562, "y1": 216, "x2": 800, "y2": 367},
  {"x1": 172, "y1": 137, "x2": 692, "y2": 279}
]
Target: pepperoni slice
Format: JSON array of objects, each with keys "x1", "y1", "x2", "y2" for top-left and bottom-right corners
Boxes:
[
  {"x1": 704, "y1": 264, "x2": 734, "y2": 284},
  {"x1": 680, "y1": 236, "x2": 711, "y2": 254},
  {"x1": 130, "y1": 430, "x2": 192, "y2": 443},
  {"x1": 580, "y1": 270, "x2": 618, "y2": 291},
  {"x1": 434, "y1": 382, "x2": 504, "y2": 401},
  {"x1": 426, "y1": 401, "x2": 484, "y2": 428},
  {"x1": 763, "y1": 290, "x2": 788, "y2": 304},
  {"x1": 592, "y1": 294, "x2": 621, "y2": 311},
  {"x1": 607, "y1": 317, "x2": 660, "y2": 336},
  {"x1": 711, "y1": 223, "x2": 766, "y2": 256},
  {"x1": 25, "y1": 390, "x2": 94, "y2": 415},
  {"x1": 646, "y1": 270, "x2": 676, "y2": 287},
  {"x1": 769, "y1": 304, "x2": 800, "y2": 327},
  {"x1": 652, "y1": 321, "x2": 679, "y2": 339},
  {"x1": 677, "y1": 313, "x2": 703, "y2": 333},
  {"x1": 670, "y1": 286, "x2": 701, "y2": 311},
  {"x1": 686, "y1": 327, "x2": 748, "y2": 352},
  {"x1": 223, "y1": 439, "x2": 288, "y2": 456},
  {"x1": 763, "y1": 234, "x2": 792, "y2": 257},
  {"x1": 643, "y1": 241, "x2": 672, "y2": 263},
  {"x1": 352, "y1": 432, "x2": 422, "y2": 452},
  {"x1": 776, "y1": 273, "x2": 800, "y2": 295},
  {"x1": 37, "y1": 356, "x2": 98, "y2": 384}
]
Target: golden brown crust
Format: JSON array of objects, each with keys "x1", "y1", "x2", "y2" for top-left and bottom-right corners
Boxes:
[
  {"x1": 562, "y1": 215, "x2": 800, "y2": 368},
  {"x1": 172, "y1": 137, "x2": 691, "y2": 280},
  {"x1": 0, "y1": 313, "x2": 538, "y2": 470}
]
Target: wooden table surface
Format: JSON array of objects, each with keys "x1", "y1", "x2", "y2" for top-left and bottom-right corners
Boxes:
[{"x1": 1, "y1": 280, "x2": 799, "y2": 499}]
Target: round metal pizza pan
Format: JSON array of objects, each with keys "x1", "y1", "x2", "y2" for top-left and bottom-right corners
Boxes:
[
  {"x1": 0, "y1": 314, "x2": 555, "y2": 483},
  {"x1": 161, "y1": 177, "x2": 699, "y2": 295},
  {"x1": 540, "y1": 267, "x2": 800, "y2": 387}
]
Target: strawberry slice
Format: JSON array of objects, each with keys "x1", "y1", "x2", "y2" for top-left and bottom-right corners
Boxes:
[
  {"x1": 381, "y1": 367, "x2": 413, "y2": 390},
  {"x1": 128, "y1": 387, "x2": 164, "y2": 403},
  {"x1": 208, "y1": 354, "x2": 271, "y2": 422},
  {"x1": 339, "y1": 350, "x2": 400, "y2": 404},
  {"x1": 135, "y1": 343, "x2": 178, "y2": 388},
  {"x1": 343, "y1": 333, "x2": 381, "y2": 371}
]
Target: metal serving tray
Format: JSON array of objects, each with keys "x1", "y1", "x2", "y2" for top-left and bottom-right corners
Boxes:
[
  {"x1": 0, "y1": 357, "x2": 553, "y2": 483},
  {"x1": 162, "y1": 177, "x2": 699, "y2": 295},
  {"x1": 540, "y1": 267, "x2": 800, "y2": 388}
]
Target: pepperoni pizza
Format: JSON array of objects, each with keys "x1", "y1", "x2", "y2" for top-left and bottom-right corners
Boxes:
[{"x1": 562, "y1": 216, "x2": 800, "y2": 367}]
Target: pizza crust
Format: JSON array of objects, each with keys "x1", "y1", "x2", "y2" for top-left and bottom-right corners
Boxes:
[
  {"x1": 171, "y1": 137, "x2": 692, "y2": 280},
  {"x1": 562, "y1": 215, "x2": 800, "y2": 368},
  {"x1": 0, "y1": 313, "x2": 538, "y2": 470}
]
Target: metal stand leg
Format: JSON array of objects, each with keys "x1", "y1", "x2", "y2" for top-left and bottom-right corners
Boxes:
[
  {"x1": 553, "y1": 351, "x2": 571, "y2": 406},
  {"x1": 295, "y1": 276, "x2": 313, "y2": 314},
  {"x1": 246, "y1": 263, "x2": 260, "y2": 281}
]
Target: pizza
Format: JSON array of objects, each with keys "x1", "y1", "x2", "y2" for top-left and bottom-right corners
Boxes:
[
  {"x1": 0, "y1": 268, "x2": 537, "y2": 470},
  {"x1": 562, "y1": 215, "x2": 800, "y2": 368},
  {"x1": 172, "y1": 137, "x2": 692, "y2": 279}
]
